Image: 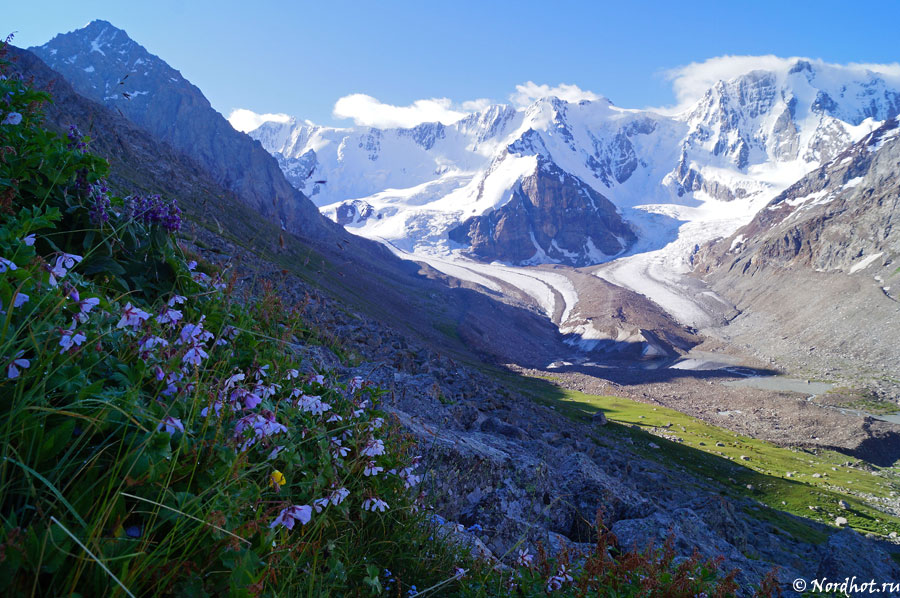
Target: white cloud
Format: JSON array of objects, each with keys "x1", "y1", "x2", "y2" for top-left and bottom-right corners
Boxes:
[
  {"x1": 660, "y1": 55, "x2": 900, "y2": 114},
  {"x1": 461, "y1": 98, "x2": 493, "y2": 112},
  {"x1": 332, "y1": 94, "x2": 471, "y2": 128},
  {"x1": 227, "y1": 108, "x2": 292, "y2": 133},
  {"x1": 509, "y1": 82, "x2": 602, "y2": 107}
]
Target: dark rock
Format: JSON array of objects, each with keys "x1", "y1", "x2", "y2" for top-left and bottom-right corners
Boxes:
[
  {"x1": 480, "y1": 417, "x2": 525, "y2": 440},
  {"x1": 449, "y1": 159, "x2": 635, "y2": 266}
]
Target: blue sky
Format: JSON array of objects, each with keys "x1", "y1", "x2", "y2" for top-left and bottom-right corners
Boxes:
[{"x1": 8, "y1": 0, "x2": 900, "y2": 127}]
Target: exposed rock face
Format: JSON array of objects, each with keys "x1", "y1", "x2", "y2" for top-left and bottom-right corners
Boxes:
[
  {"x1": 695, "y1": 120, "x2": 900, "y2": 391},
  {"x1": 31, "y1": 20, "x2": 326, "y2": 239},
  {"x1": 698, "y1": 120, "x2": 899, "y2": 283},
  {"x1": 449, "y1": 160, "x2": 636, "y2": 266},
  {"x1": 670, "y1": 61, "x2": 900, "y2": 198},
  {"x1": 332, "y1": 199, "x2": 375, "y2": 226}
]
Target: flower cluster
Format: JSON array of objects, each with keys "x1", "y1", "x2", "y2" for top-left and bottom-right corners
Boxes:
[
  {"x1": 124, "y1": 193, "x2": 183, "y2": 232},
  {"x1": 546, "y1": 564, "x2": 574, "y2": 592},
  {"x1": 88, "y1": 181, "x2": 112, "y2": 225},
  {"x1": 66, "y1": 124, "x2": 87, "y2": 152}
]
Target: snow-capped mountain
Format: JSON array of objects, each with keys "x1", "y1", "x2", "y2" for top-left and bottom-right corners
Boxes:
[{"x1": 249, "y1": 60, "x2": 900, "y2": 266}]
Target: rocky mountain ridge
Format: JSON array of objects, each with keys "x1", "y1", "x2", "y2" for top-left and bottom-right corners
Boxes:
[
  {"x1": 246, "y1": 59, "x2": 900, "y2": 267},
  {"x1": 30, "y1": 20, "x2": 326, "y2": 240},
  {"x1": 448, "y1": 158, "x2": 636, "y2": 266},
  {"x1": 694, "y1": 119, "x2": 900, "y2": 392}
]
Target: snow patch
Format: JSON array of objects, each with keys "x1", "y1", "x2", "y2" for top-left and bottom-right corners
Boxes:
[{"x1": 849, "y1": 252, "x2": 883, "y2": 274}]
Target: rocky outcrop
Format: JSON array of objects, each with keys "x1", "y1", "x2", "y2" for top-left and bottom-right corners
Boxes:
[
  {"x1": 331, "y1": 199, "x2": 376, "y2": 226},
  {"x1": 697, "y1": 120, "x2": 899, "y2": 281},
  {"x1": 694, "y1": 120, "x2": 900, "y2": 392},
  {"x1": 449, "y1": 160, "x2": 636, "y2": 266},
  {"x1": 31, "y1": 20, "x2": 326, "y2": 239}
]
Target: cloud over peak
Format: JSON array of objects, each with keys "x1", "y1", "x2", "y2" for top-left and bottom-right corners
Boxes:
[
  {"x1": 228, "y1": 108, "x2": 292, "y2": 133},
  {"x1": 330, "y1": 83, "x2": 604, "y2": 129},
  {"x1": 233, "y1": 57, "x2": 900, "y2": 132},
  {"x1": 661, "y1": 55, "x2": 900, "y2": 112},
  {"x1": 332, "y1": 94, "x2": 473, "y2": 129},
  {"x1": 509, "y1": 82, "x2": 603, "y2": 107}
]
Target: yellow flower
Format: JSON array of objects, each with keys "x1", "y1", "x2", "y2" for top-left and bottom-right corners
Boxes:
[{"x1": 270, "y1": 470, "x2": 286, "y2": 488}]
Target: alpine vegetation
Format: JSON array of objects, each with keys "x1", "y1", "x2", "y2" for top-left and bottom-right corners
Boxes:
[{"x1": 0, "y1": 40, "x2": 755, "y2": 597}]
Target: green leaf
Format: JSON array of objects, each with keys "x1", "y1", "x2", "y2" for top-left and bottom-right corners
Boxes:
[
  {"x1": 81, "y1": 255, "x2": 126, "y2": 276},
  {"x1": 37, "y1": 419, "x2": 76, "y2": 465}
]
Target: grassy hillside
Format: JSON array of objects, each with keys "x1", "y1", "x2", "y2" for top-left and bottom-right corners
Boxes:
[
  {"x1": 513, "y1": 375, "x2": 900, "y2": 541},
  {"x1": 0, "y1": 40, "x2": 765, "y2": 597}
]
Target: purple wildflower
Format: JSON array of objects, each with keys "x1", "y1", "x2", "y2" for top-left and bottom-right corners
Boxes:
[
  {"x1": 156, "y1": 307, "x2": 182, "y2": 326},
  {"x1": 364, "y1": 461, "x2": 383, "y2": 477},
  {"x1": 0, "y1": 257, "x2": 16, "y2": 273},
  {"x1": 138, "y1": 335, "x2": 169, "y2": 352},
  {"x1": 178, "y1": 318, "x2": 213, "y2": 345},
  {"x1": 59, "y1": 327, "x2": 87, "y2": 353},
  {"x1": 361, "y1": 438, "x2": 385, "y2": 457},
  {"x1": 73, "y1": 296, "x2": 99, "y2": 323},
  {"x1": 124, "y1": 194, "x2": 182, "y2": 232},
  {"x1": 1, "y1": 112, "x2": 22, "y2": 126},
  {"x1": 66, "y1": 125, "x2": 87, "y2": 152},
  {"x1": 7, "y1": 351, "x2": 29, "y2": 379},
  {"x1": 47, "y1": 254, "x2": 82, "y2": 287},
  {"x1": 362, "y1": 497, "x2": 389, "y2": 513},
  {"x1": 182, "y1": 346, "x2": 209, "y2": 366},
  {"x1": 269, "y1": 505, "x2": 312, "y2": 530},
  {"x1": 157, "y1": 416, "x2": 185, "y2": 435},
  {"x1": 200, "y1": 401, "x2": 224, "y2": 418},
  {"x1": 116, "y1": 302, "x2": 151, "y2": 330}
]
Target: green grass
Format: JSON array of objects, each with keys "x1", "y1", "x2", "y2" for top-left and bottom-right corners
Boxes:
[
  {"x1": 432, "y1": 320, "x2": 462, "y2": 344},
  {"x1": 819, "y1": 387, "x2": 900, "y2": 416},
  {"x1": 508, "y1": 375, "x2": 900, "y2": 540}
]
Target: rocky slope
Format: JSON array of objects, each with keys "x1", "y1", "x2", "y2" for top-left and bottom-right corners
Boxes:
[
  {"x1": 186, "y1": 215, "x2": 900, "y2": 595},
  {"x1": 30, "y1": 20, "x2": 325, "y2": 239},
  {"x1": 695, "y1": 120, "x2": 900, "y2": 392},
  {"x1": 13, "y1": 40, "x2": 900, "y2": 593},
  {"x1": 11, "y1": 45, "x2": 570, "y2": 370}
]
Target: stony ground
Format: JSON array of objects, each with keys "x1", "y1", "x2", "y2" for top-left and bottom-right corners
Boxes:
[
  {"x1": 182, "y1": 222, "x2": 900, "y2": 595},
  {"x1": 522, "y1": 356, "x2": 900, "y2": 466}
]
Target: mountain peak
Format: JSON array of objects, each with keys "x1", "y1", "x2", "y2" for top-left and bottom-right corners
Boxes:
[
  {"x1": 37, "y1": 19, "x2": 143, "y2": 68},
  {"x1": 32, "y1": 22, "x2": 328, "y2": 240},
  {"x1": 788, "y1": 59, "x2": 814, "y2": 75},
  {"x1": 80, "y1": 19, "x2": 118, "y2": 31}
]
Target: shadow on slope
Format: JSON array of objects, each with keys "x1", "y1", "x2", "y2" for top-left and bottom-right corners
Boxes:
[
  {"x1": 507, "y1": 374, "x2": 900, "y2": 535},
  {"x1": 561, "y1": 361, "x2": 781, "y2": 386}
]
